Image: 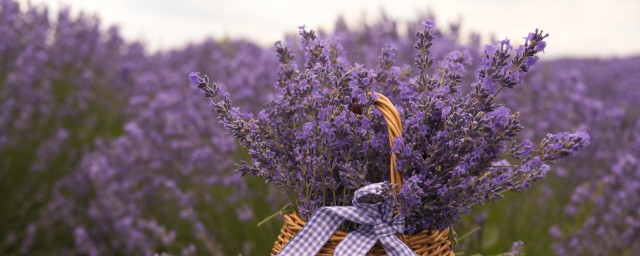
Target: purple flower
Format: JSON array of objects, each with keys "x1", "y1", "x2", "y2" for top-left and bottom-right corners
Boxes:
[
  {"x1": 421, "y1": 19, "x2": 435, "y2": 28},
  {"x1": 442, "y1": 105, "x2": 452, "y2": 117},
  {"x1": 521, "y1": 139, "x2": 533, "y2": 157},
  {"x1": 482, "y1": 76, "x2": 495, "y2": 92},
  {"x1": 188, "y1": 72, "x2": 201, "y2": 86},
  {"x1": 536, "y1": 40, "x2": 547, "y2": 52},
  {"x1": 549, "y1": 225, "x2": 563, "y2": 238},
  {"x1": 541, "y1": 131, "x2": 591, "y2": 161},
  {"x1": 506, "y1": 241, "x2": 525, "y2": 256}
]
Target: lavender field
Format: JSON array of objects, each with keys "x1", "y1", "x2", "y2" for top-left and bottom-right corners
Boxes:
[{"x1": 1, "y1": 1, "x2": 639, "y2": 255}]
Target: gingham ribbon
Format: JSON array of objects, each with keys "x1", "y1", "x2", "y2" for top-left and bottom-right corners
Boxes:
[{"x1": 277, "y1": 182, "x2": 416, "y2": 256}]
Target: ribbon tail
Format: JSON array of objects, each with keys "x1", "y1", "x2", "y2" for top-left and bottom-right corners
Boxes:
[
  {"x1": 334, "y1": 226, "x2": 377, "y2": 256},
  {"x1": 276, "y1": 208, "x2": 344, "y2": 256},
  {"x1": 379, "y1": 234, "x2": 417, "y2": 256}
]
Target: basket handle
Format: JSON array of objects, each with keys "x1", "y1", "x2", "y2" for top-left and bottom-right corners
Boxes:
[{"x1": 371, "y1": 93, "x2": 403, "y2": 192}]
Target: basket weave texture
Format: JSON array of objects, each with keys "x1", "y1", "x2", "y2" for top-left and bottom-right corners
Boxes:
[
  {"x1": 271, "y1": 212, "x2": 453, "y2": 256},
  {"x1": 271, "y1": 93, "x2": 454, "y2": 256}
]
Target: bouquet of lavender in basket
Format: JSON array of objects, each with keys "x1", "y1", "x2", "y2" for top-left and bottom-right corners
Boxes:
[{"x1": 190, "y1": 21, "x2": 589, "y2": 255}]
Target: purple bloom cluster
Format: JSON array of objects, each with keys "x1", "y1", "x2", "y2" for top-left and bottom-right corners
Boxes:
[
  {"x1": 305, "y1": 14, "x2": 481, "y2": 79},
  {"x1": 506, "y1": 241, "x2": 525, "y2": 256},
  {"x1": 1, "y1": 1, "x2": 282, "y2": 254},
  {"x1": 1, "y1": 1, "x2": 144, "y2": 253},
  {"x1": 193, "y1": 22, "x2": 589, "y2": 232},
  {"x1": 476, "y1": 51, "x2": 640, "y2": 254},
  {"x1": 513, "y1": 57, "x2": 640, "y2": 255},
  {"x1": 551, "y1": 154, "x2": 640, "y2": 255},
  {"x1": 37, "y1": 40, "x2": 283, "y2": 255}
]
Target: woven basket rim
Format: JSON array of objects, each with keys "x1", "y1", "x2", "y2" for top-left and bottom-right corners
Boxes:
[{"x1": 271, "y1": 211, "x2": 454, "y2": 256}]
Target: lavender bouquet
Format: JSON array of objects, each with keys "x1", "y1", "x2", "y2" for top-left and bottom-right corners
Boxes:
[{"x1": 190, "y1": 21, "x2": 589, "y2": 236}]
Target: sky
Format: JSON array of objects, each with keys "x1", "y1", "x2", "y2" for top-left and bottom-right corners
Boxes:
[{"x1": 18, "y1": 0, "x2": 640, "y2": 59}]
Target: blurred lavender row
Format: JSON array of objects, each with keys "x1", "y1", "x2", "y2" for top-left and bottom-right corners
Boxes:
[
  {"x1": 1, "y1": 1, "x2": 281, "y2": 254},
  {"x1": 1, "y1": 0, "x2": 639, "y2": 255}
]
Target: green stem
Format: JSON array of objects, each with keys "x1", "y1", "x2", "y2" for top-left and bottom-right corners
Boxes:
[
  {"x1": 458, "y1": 226, "x2": 482, "y2": 241},
  {"x1": 257, "y1": 204, "x2": 293, "y2": 227}
]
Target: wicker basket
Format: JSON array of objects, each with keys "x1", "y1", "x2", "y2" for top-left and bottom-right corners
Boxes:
[{"x1": 271, "y1": 93, "x2": 454, "y2": 256}]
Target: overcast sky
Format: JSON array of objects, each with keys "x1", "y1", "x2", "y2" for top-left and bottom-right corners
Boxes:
[{"x1": 19, "y1": 0, "x2": 640, "y2": 59}]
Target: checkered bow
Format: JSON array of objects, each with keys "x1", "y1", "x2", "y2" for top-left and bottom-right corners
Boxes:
[{"x1": 277, "y1": 182, "x2": 416, "y2": 256}]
